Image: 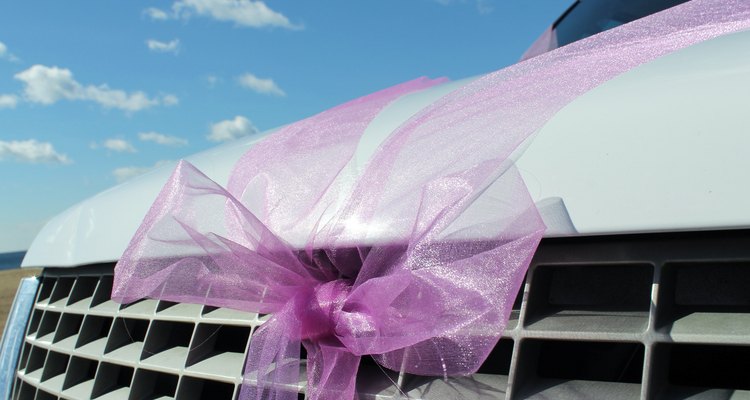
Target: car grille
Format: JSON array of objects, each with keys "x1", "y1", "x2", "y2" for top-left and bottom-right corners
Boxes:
[{"x1": 11, "y1": 230, "x2": 750, "y2": 399}]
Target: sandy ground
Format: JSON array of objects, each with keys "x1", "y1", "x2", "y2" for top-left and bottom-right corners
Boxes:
[{"x1": 0, "y1": 268, "x2": 42, "y2": 335}]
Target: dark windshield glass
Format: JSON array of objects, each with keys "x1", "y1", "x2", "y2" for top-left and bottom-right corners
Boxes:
[{"x1": 554, "y1": 0, "x2": 689, "y2": 47}]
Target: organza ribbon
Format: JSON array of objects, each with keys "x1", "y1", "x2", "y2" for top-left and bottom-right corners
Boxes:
[{"x1": 113, "y1": 1, "x2": 750, "y2": 399}]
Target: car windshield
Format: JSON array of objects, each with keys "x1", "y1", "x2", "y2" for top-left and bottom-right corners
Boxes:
[{"x1": 554, "y1": 0, "x2": 690, "y2": 47}]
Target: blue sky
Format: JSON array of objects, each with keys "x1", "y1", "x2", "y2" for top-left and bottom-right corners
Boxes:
[{"x1": 0, "y1": 0, "x2": 571, "y2": 252}]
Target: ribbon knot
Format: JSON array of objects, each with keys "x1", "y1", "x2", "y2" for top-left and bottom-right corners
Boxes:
[
  {"x1": 296, "y1": 280, "x2": 352, "y2": 343},
  {"x1": 251, "y1": 279, "x2": 364, "y2": 400}
]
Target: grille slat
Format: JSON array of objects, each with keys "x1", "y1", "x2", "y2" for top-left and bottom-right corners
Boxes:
[{"x1": 13, "y1": 230, "x2": 750, "y2": 399}]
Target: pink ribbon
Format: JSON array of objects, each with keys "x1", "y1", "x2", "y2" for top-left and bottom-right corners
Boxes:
[{"x1": 113, "y1": 1, "x2": 750, "y2": 399}]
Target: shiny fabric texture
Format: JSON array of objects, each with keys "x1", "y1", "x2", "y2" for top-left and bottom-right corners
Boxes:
[{"x1": 112, "y1": 1, "x2": 750, "y2": 399}]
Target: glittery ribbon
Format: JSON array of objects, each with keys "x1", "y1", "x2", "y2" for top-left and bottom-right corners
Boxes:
[{"x1": 113, "y1": 1, "x2": 750, "y2": 398}]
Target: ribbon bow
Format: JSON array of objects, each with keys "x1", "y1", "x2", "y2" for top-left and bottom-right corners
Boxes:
[{"x1": 113, "y1": 1, "x2": 750, "y2": 398}]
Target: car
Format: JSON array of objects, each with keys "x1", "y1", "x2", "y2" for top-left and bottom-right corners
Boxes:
[{"x1": 4, "y1": 0, "x2": 750, "y2": 399}]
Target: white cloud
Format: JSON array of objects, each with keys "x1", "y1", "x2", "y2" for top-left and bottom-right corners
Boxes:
[
  {"x1": 237, "y1": 73, "x2": 285, "y2": 96},
  {"x1": 207, "y1": 115, "x2": 259, "y2": 142},
  {"x1": 206, "y1": 74, "x2": 220, "y2": 88},
  {"x1": 171, "y1": 0, "x2": 300, "y2": 29},
  {"x1": 0, "y1": 139, "x2": 71, "y2": 164},
  {"x1": 113, "y1": 160, "x2": 173, "y2": 182},
  {"x1": 14, "y1": 65, "x2": 177, "y2": 112},
  {"x1": 162, "y1": 94, "x2": 179, "y2": 106},
  {"x1": 0, "y1": 41, "x2": 19, "y2": 61},
  {"x1": 102, "y1": 138, "x2": 137, "y2": 153},
  {"x1": 144, "y1": 7, "x2": 170, "y2": 20},
  {"x1": 0, "y1": 94, "x2": 18, "y2": 109},
  {"x1": 113, "y1": 166, "x2": 152, "y2": 182},
  {"x1": 477, "y1": 0, "x2": 493, "y2": 14},
  {"x1": 138, "y1": 131, "x2": 188, "y2": 146},
  {"x1": 147, "y1": 39, "x2": 180, "y2": 54}
]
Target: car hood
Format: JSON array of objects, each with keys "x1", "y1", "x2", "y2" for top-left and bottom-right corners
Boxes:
[{"x1": 23, "y1": 30, "x2": 750, "y2": 268}]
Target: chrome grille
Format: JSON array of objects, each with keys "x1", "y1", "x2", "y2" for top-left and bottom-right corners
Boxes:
[{"x1": 12, "y1": 230, "x2": 750, "y2": 399}]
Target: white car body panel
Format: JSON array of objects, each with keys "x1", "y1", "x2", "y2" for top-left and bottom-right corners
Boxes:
[{"x1": 22, "y1": 30, "x2": 750, "y2": 268}]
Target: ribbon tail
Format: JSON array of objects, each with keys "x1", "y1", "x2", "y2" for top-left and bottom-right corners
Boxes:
[
  {"x1": 305, "y1": 341, "x2": 361, "y2": 400},
  {"x1": 241, "y1": 315, "x2": 302, "y2": 400}
]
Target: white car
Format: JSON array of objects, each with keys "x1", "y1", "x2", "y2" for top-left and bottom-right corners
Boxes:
[{"x1": 4, "y1": 1, "x2": 750, "y2": 399}]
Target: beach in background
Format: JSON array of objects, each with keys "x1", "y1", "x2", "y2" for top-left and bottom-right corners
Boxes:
[
  {"x1": 0, "y1": 268, "x2": 41, "y2": 334},
  {"x1": 0, "y1": 251, "x2": 40, "y2": 335}
]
